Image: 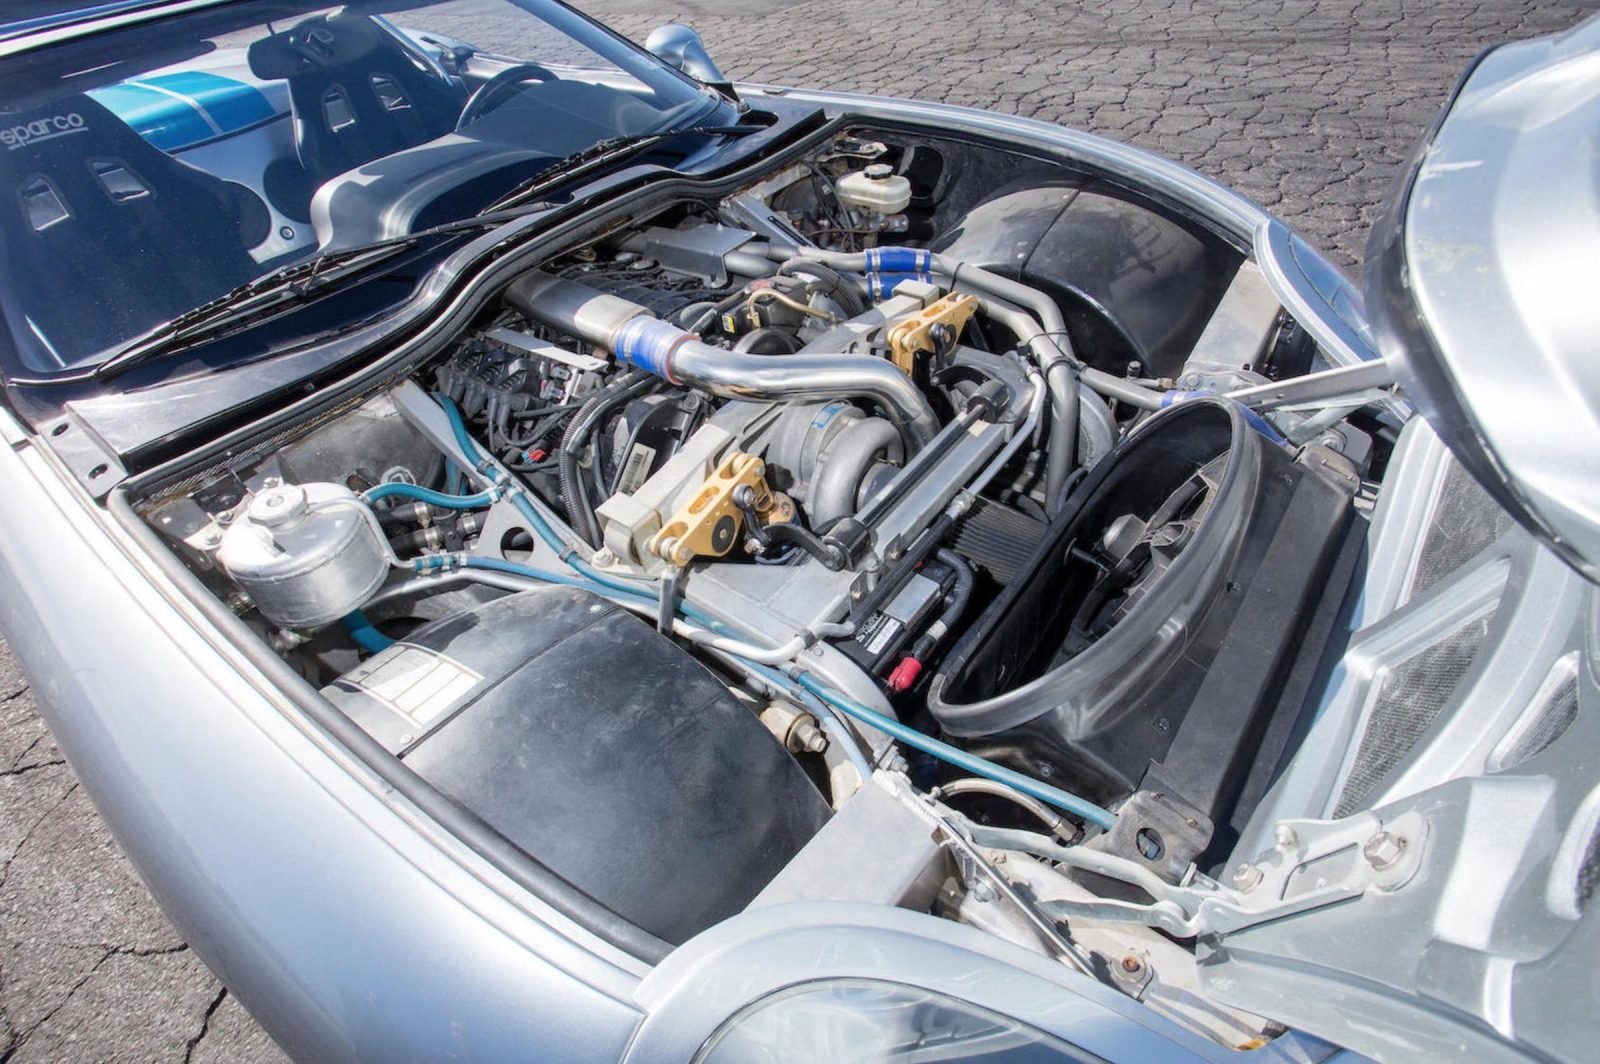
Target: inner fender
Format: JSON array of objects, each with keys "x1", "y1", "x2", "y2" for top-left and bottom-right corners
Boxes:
[{"x1": 933, "y1": 181, "x2": 1241, "y2": 380}]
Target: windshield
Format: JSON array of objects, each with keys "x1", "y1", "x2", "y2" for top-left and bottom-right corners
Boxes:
[{"x1": 0, "y1": 0, "x2": 731, "y2": 374}]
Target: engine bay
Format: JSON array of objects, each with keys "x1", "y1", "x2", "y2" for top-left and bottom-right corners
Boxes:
[{"x1": 135, "y1": 126, "x2": 1386, "y2": 1046}]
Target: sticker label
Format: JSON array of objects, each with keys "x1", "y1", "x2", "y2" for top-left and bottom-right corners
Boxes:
[
  {"x1": 341, "y1": 644, "x2": 482, "y2": 726},
  {"x1": 617, "y1": 443, "x2": 658, "y2": 495},
  {"x1": 855, "y1": 612, "x2": 903, "y2": 656}
]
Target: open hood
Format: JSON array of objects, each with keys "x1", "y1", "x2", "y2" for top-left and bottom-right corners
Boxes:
[
  {"x1": 1191, "y1": 21, "x2": 1600, "y2": 1063},
  {"x1": 1365, "y1": 14, "x2": 1600, "y2": 583}
]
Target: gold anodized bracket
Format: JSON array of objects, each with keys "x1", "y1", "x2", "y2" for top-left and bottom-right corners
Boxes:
[
  {"x1": 649, "y1": 451, "x2": 779, "y2": 566},
  {"x1": 884, "y1": 292, "x2": 979, "y2": 374}
]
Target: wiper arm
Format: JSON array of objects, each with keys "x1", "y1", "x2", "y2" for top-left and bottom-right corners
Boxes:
[
  {"x1": 481, "y1": 122, "x2": 761, "y2": 215},
  {"x1": 91, "y1": 209, "x2": 547, "y2": 380}
]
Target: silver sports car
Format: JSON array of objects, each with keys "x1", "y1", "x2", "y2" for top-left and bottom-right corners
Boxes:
[{"x1": 1, "y1": 1, "x2": 1595, "y2": 1060}]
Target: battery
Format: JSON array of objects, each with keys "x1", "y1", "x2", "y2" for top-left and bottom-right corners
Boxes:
[{"x1": 838, "y1": 557, "x2": 955, "y2": 675}]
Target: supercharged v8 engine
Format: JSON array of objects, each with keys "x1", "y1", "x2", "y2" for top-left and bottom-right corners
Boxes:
[{"x1": 139, "y1": 128, "x2": 1385, "y2": 1044}]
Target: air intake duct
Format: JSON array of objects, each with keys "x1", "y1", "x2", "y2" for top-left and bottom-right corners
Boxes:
[{"x1": 928, "y1": 398, "x2": 1358, "y2": 868}]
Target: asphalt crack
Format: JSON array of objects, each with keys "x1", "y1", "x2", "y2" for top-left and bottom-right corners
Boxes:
[
  {"x1": 0, "y1": 945, "x2": 196, "y2": 1062},
  {"x1": 2, "y1": 735, "x2": 44, "y2": 773},
  {"x1": 94, "y1": 944, "x2": 191, "y2": 958},
  {"x1": 0, "y1": 947, "x2": 112, "y2": 1063},
  {"x1": 183, "y1": 988, "x2": 228, "y2": 1064},
  {"x1": 0, "y1": 762, "x2": 65, "y2": 781},
  {"x1": 0, "y1": 781, "x2": 78, "y2": 895}
]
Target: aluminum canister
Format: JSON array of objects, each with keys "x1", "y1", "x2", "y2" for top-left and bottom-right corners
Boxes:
[{"x1": 216, "y1": 481, "x2": 389, "y2": 629}]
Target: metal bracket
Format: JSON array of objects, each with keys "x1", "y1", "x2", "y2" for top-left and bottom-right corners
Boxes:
[
  {"x1": 885, "y1": 292, "x2": 978, "y2": 374},
  {"x1": 1224, "y1": 357, "x2": 1397, "y2": 413},
  {"x1": 649, "y1": 450, "x2": 775, "y2": 565},
  {"x1": 963, "y1": 809, "x2": 1429, "y2": 940}
]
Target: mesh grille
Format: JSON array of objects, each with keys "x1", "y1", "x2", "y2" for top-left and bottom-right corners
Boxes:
[
  {"x1": 1578, "y1": 824, "x2": 1600, "y2": 913},
  {"x1": 1334, "y1": 615, "x2": 1492, "y2": 816},
  {"x1": 1500, "y1": 674, "x2": 1580, "y2": 770},
  {"x1": 1409, "y1": 461, "x2": 1515, "y2": 598}
]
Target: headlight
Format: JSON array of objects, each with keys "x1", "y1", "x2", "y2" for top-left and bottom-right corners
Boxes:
[{"x1": 693, "y1": 978, "x2": 1092, "y2": 1063}]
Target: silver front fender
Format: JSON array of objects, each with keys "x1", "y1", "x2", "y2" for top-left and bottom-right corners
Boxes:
[{"x1": 0, "y1": 413, "x2": 647, "y2": 1061}]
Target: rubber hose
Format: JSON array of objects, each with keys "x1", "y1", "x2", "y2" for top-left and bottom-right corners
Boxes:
[
  {"x1": 776, "y1": 258, "x2": 867, "y2": 317},
  {"x1": 363, "y1": 483, "x2": 498, "y2": 509},
  {"x1": 342, "y1": 611, "x2": 394, "y2": 653},
  {"x1": 558, "y1": 372, "x2": 653, "y2": 548},
  {"x1": 908, "y1": 548, "x2": 976, "y2": 660},
  {"x1": 1044, "y1": 360, "x2": 1080, "y2": 515}
]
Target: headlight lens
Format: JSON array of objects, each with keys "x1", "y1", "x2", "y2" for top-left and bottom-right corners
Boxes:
[{"x1": 693, "y1": 978, "x2": 1094, "y2": 1063}]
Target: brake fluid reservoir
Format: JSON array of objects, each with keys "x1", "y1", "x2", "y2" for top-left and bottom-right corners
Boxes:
[
  {"x1": 835, "y1": 164, "x2": 912, "y2": 214},
  {"x1": 216, "y1": 481, "x2": 390, "y2": 629}
]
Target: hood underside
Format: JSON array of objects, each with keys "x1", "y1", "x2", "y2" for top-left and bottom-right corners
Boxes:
[{"x1": 1366, "y1": 14, "x2": 1600, "y2": 583}]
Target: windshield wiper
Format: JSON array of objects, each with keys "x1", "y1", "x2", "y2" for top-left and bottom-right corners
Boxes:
[
  {"x1": 481, "y1": 122, "x2": 761, "y2": 215},
  {"x1": 86, "y1": 121, "x2": 758, "y2": 380},
  {"x1": 91, "y1": 209, "x2": 548, "y2": 380}
]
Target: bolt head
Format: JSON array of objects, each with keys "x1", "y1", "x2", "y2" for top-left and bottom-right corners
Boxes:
[
  {"x1": 1363, "y1": 831, "x2": 1406, "y2": 869},
  {"x1": 1273, "y1": 825, "x2": 1299, "y2": 850},
  {"x1": 1230, "y1": 862, "x2": 1263, "y2": 891}
]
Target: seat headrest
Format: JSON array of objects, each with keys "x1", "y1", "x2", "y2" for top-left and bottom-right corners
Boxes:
[
  {"x1": 247, "y1": 21, "x2": 317, "y2": 80},
  {"x1": 247, "y1": 13, "x2": 396, "y2": 81}
]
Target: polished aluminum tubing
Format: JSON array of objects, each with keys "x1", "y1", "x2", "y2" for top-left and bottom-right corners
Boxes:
[
  {"x1": 664, "y1": 343, "x2": 939, "y2": 446},
  {"x1": 504, "y1": 271, "x2": 940, "y2": 448}
]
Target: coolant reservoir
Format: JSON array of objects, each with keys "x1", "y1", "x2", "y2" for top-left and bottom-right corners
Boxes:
[
  {"x1": 835, "y1": 163, "x2": 912, "y2": 214},
  {"x1": 216, "y1": 481, "x2": 390, "y2": 629}
]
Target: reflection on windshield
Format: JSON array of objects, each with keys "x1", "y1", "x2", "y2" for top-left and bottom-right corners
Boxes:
[{"x1": 0, "y1": 0, "x2": 729, "y2": 373}]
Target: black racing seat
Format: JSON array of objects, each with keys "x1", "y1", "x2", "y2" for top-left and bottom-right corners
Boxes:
[
  {"x1": 0, "y1": 93, "x2": 267, "y2": 370},
  {"x1": 248, "y1": 13, "x2": 465, "y2": 217}
]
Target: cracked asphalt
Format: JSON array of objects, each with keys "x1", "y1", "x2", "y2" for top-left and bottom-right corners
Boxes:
[{"x1": 1, "y1": 0, "x2": 1593, "y2": 1059}]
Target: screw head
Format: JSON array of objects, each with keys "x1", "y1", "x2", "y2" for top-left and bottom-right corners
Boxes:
[{"x1": 1120, "y1": 955, "x2": 1144, "y2": 974}]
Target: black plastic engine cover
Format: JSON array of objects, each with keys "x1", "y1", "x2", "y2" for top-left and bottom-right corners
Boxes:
[
  {"x1": 928, "y1": 400, "x2": 1357, "y2": 835},
  {"x1": 323, "y1": 586, "x2": 829, "y2": 945}
]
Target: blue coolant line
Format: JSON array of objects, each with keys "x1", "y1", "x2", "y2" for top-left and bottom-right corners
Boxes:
[
  {"x1": 342, "y1": 611, "x2": 394, "y2": 653},
  {"x1": 795, "y1": 673, "x2": 1118, "y2": 830},
  {"x1": 424, "y1": 396, "x2": 1116, "y2": 829},
  {"x1": 363, "y1": 482, "x2": 499, "y2": 509},
  {"x1": 458, "y1": 555, "x2": 622, "y2": 595}
]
